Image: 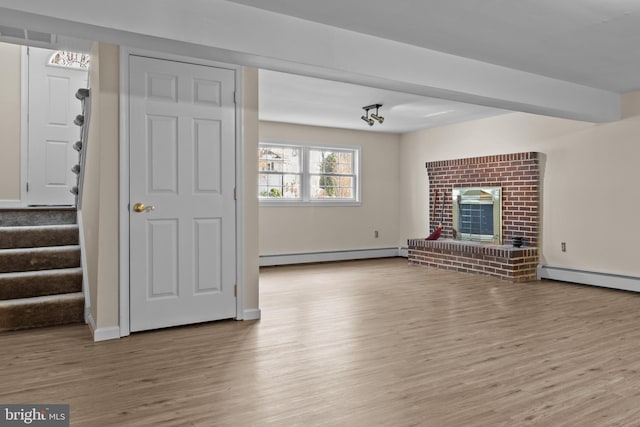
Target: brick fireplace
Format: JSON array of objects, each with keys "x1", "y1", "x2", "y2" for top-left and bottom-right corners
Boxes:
[{"x1": 408, "y1": 152, "x2": 541, "y2": 282}]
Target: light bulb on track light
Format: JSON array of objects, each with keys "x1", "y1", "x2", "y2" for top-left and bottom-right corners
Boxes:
[
  {"x1": 361, "y1": 115, "x2": 374, "y2": 126},
  {"x1": 371, "y1": 113, "x2": 384, "y2": 124}
]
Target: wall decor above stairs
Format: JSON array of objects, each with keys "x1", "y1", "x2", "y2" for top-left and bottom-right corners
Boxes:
[
  {"x1": 71, "y1": 87, "x2": 90, "y2": 205},
  {"x1": 0, "y1": 208, "x2": 84, "y2": 331}
]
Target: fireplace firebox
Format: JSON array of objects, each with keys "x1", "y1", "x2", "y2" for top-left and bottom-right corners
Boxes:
[{"x1": 452, "y1": 187, "x2": 502, "y2": 244}]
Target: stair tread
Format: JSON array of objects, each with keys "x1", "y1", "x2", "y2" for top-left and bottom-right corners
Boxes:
[
  {"x1": 0, "y1": 208, "x2": 77, "y2": 227},
  {"x1": 0, "y1": 209, "x2": 76, "y2": 214},
  {"x1": 0, "y1": 292, "x2": 83, "y2": 307},
  {"x1": 0, "y1": 224, "x2": 79, "y2": 236},
  {"x1": 0, "y1": 268, "x2": 82, "y2": 301},
  {"x1": 0, "y1": 225, "x2": 79, "y2": 250},
  {"x1": 0, "y1": 224, "x2": 78, "y2": 231},
  {"x1": 0, "y1": 267, "x2": 82, "y2": 279},
  {"x1": 0, "y1": 291, "x2": 84, "y2": 331},
  {"x1": 0, "y1": 245, "x2": 80, "y2": 254},
  {"x1": 0, "y1": 246, "x2": 81, "y2": 274}
]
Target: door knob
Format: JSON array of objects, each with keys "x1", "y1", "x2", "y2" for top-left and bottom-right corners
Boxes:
[{"x1": 133, "y1": 202, "x2": 155, "y2": 213}]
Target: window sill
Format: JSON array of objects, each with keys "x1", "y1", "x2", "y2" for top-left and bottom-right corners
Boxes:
[{"x1": 259, "y1": 200, "x2": 362, "y2": 208}]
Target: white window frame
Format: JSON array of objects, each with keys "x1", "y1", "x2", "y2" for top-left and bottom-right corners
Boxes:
[{"x1": 259, "y1": 141, "x2": 361, "y2": 206}]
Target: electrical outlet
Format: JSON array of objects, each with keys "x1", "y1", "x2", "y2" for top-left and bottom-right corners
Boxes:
[
  {"x1": 561, "y1": 242, "x2": 566, "y2": 252},
  {"x1": 374, "y1": 230, "x2": 379, "y2": 239}
]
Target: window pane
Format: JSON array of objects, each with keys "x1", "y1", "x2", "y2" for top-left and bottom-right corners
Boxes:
[
  {"x1": 309, "y1": 175, "x2": 323, "y2": 198},
  {"x1": 282, "y1": 174, "x2": 301, "y2": 198},
  {"x1": 259, "y1": 145, "x2": 301, "y2": 173},
  {"x1": 337, "y1": 176, "x2": 353, "y2": 198},
  {"x1": 309, "y1": 149, "x2": 353, "y2": 174},
  {"x1": 283, "y1": 147, "x2": 301, "y2": 172},
  {"x1": 336, "y1": 152, "x2": 353, "y2": 174},
  {"x1": 310, "y1": 174, "x2": 354, "y2": 199},
  {"x1": 266, "y1": 174, "x2": 282, "y2": 187},
  {"x1": 258, "y1": 173, "x2": 301, "y2": 199},
  {"x1": 308, "y1": 150, "x2": 322, "y2": 173}
]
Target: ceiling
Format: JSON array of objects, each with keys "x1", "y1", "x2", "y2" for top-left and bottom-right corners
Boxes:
[
  {"x1": 259, "y1": 70, "x2": 507, "y2": 133},
  {"x1": 230, "y1": 0, "x2": 640, "y2": 133}
]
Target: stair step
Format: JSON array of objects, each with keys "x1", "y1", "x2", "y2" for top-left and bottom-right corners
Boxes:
[
  {"x1": 0, "y1": 292, "x2": 84, "y2": 331},
  {"x1": 0, "y1": 208, "x2": 76, "y2": 227},
  {"x1": 0, "y1": 268, "x2": 82, "y2": 300},
  {"x1": 0, "y1": 224, "x2": 79, "y2": 249},
  {"x1": 0, "y1": 246, "x2": 81, "y2": 273}
]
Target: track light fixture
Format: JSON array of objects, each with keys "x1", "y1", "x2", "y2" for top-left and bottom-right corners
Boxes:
[{"x1": 361, "y1": 104, "x2": 384, "y2": 126}]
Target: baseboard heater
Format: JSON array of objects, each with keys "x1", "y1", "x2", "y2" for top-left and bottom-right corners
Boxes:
[
  {"x1": 260, "y1": 247, "x2": 402, "y2": 267},
  {"x1": 537, "y1": 265, "x2": 640, "y2": 293}
]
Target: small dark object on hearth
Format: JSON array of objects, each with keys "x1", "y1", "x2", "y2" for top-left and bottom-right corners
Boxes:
[
  {"x1": 426, "y1": 223, "x2": 443, "y2": 241},
  {"x1": 512, "y1": 236, "x2": 523, "y2": 248}
]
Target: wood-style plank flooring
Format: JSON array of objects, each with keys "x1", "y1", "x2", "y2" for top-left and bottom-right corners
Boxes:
[{"x1": 2, "y1": 258, "x2": 640, "y2": 426}]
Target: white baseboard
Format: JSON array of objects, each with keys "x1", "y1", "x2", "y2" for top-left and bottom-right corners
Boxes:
[
  {"x1": 398, "y1": 246, "x2": 409, "y2": 258},
  {"x1": 242, "y1": 309, "x2": 261, "y2": 320},
  {"x1": 0, "y1": 200, "x2": 23, "y2": 208},
  {"x1": 93, "y1": 327, "x2": 121, "y2": 342},
  {"x1": 86, "y1": 311, "x2": 121, "y2": 342},
  {"x1": 537, "y1": 265, "x2": 640, "y2": 293},
  {"x1": 85, "y1": 310, "x2": 97, "y2": 334},
  {"x1": 77, "y1": 210, "x2": 91, "y2": 310},
  {"x1": 259, "y1": 247, "x2": 402, "y2": 266}
]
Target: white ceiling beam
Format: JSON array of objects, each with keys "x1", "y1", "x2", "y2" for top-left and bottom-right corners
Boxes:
[{"x1": 0, "y1": 0, "x2": 620, "y2": 122}]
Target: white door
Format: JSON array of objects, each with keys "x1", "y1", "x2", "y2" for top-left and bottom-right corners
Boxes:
[
  {"x1": 27, "y1": 47, "x2": 87, "y2": 206},
  {"x1": 129, "y1": 55, "x2": 237, "y2": 332}
]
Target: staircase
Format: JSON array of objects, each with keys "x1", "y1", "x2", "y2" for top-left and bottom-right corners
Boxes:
[{"x1": 0, "y1": 208, "x2": 84, "y2": 331}]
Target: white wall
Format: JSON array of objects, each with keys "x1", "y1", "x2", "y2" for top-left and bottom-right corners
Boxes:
[
  {"x1": 0, "y1": 42, "x2": 21, "y2": 201},
  {"x1": 400, "y1": 91, "x2": 640, "y2": 277},
  {"x1": 242, "y1": 67, "x2": 260, "y2": 315},
  {"x1": 259, "y1": 121, "x2": 401, "y2": 255},
  {"x1": 81, "y1": 42, "x2": 119, "y2": 330}
]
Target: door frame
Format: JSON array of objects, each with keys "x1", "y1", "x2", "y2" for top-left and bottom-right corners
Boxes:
[
  {"x1": 118, "y1": 47, "x2": 246, "y2": 336},
  {"x1": 9, "y1": 46, "x2": 29, "y2": 208},
  {"x1": 19, "y1": 47, "x2": 29, "y2": 207}
]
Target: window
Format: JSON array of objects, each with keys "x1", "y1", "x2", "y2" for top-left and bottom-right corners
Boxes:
[
  {"x1": 258, "y1": 145, "x2": 302, "y2": 199},
  {"x1": 48, "y1": 51, "x2": 90, "y2": 70},
  {"x1": 259, "y1": 143, "x2": 360, "y2": 204}
]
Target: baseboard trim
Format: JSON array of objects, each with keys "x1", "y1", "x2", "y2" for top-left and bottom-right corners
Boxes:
[
  {"x1": 259, "y1": 248, "x2": 401, "y2": 267},
  {"x1": 93, "y1": 327, "x2": 121, "y2": 342},
  {"x1": 398, "y1": 246, "x2": 409, "y2": 258},
  {"x1": 0, "y1": 200, "x2": 23, "y2": 208},
  {"x1": 537, "y1": 265, "x2": 640, "y2": 293},
  {"x1": 77, "y1": 210, "x2": 90, "y2": 311},
  {"x1": 86, "y1": 311, "x2": 121, "y2": 342},
  {"x1": 242, "y1": 309, "x2": 261, "y2": 320}
]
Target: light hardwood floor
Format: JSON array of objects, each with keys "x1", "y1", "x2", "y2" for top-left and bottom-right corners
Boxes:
[{"x1": 2, "y1": 258, "x2": 640, "y2": 426}]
